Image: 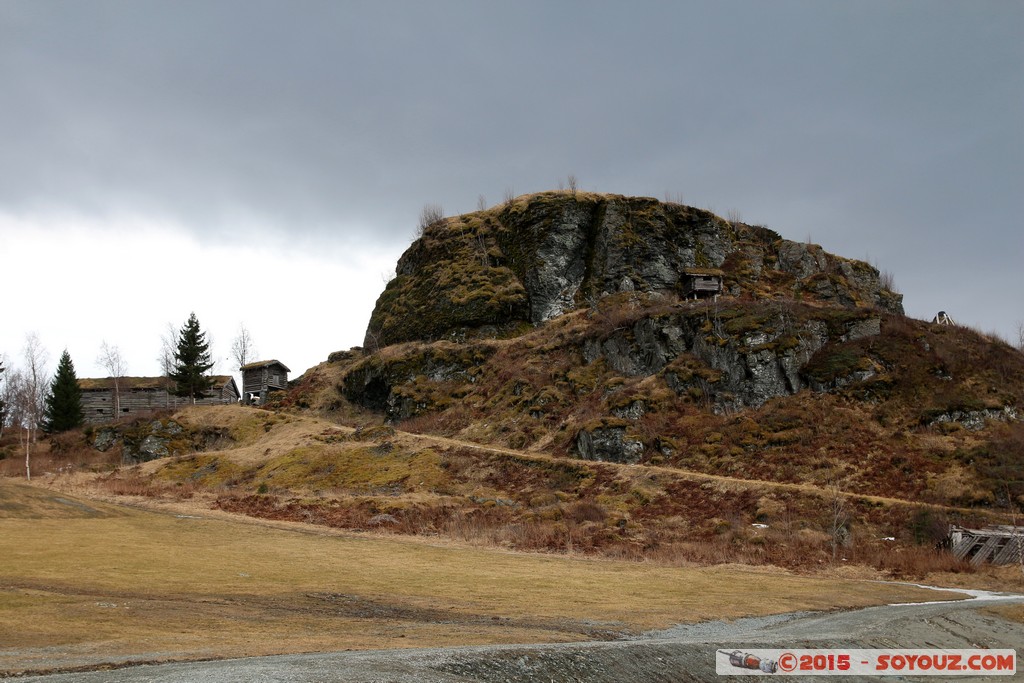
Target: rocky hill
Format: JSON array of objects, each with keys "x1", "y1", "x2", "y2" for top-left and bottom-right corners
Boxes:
[
  {"x1": 58, "y1": 191, "x2": 1022, "y2": 577},
  {"x1": 324, "y1": 192, "x2": 1023, "y2": 512},
  {"x1": 365, "y1": 191, "x2": 903, "y2": 348}
]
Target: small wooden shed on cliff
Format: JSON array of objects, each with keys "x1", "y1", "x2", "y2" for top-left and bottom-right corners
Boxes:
[
  {"x1": 681, "y1": 268, "x2": 724, "y2": 299},
  {"x1": 241, "y1": 360, "x2": 290, "y2": 404}
]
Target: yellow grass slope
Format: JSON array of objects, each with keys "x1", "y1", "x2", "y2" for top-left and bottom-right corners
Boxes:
[
  {"x1": 0, "y1": 481, "x2": 126, "y2": 519},
  {"x1": 0, "y1": 479, "x2": 957, "y2": 675}
]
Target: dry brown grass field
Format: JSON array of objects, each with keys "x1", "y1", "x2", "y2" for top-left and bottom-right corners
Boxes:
[{"x1": 0, "y1": 478, "x2": 962, "y2": 676}]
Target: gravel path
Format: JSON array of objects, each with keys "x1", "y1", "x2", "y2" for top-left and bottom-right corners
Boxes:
[{"x1": 15, "y1": 588, "x2": 1023, "y2": 683}]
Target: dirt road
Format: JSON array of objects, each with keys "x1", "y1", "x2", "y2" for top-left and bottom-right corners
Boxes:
[{"x1": 16, "y1": 588, "x2": 1022, "y2": 682}]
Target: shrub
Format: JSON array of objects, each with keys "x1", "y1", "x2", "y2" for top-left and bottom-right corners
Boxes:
[
  {"x1": 417, "y1": 203, "x2": 445, "y2": 237},
  {"x1": 565, "y1": 500, "x2": 607, "y2": 524}
]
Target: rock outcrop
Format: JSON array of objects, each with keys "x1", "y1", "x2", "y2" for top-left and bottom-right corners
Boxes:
[
  {"x1": 584, "y1": 305, "x2": 883, "y2": 409},
  {"x1": 365, "y1": 192, "x2": 903, "y2": 348},
  {"x1": 92, "y1": 418, "x2": 233, "y2": 463}
]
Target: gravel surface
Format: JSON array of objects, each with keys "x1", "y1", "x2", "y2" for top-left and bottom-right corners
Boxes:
[{"x1": 13, "y1": 589, "x2": 1023, "y2": 683}]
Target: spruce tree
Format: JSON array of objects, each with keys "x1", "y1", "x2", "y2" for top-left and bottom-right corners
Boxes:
[
  {"x1": 43, "y1": 350, "x2": 84, "y2": 432},
  {"x1": 170, "y1": 313, "x2": 215, "y2": 402}
]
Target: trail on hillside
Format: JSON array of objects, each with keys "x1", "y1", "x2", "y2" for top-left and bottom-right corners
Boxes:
[
  {"x1": 388, "y1": 425, "x2": 988, "y2": 514},
  {"x1": 120, "y1": 405, "x2": 996, "y2": 515}
]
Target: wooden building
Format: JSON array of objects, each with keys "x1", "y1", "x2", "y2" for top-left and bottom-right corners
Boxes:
[
  {"x1": 682, "y1": 268, "x2": 724, "y2": 299},
  {"x1": 949, "y1": 525, "x2": 1023, "y2": 566},
  {"x1": 79, "y1": 375, "x2": 240, "y2": 424},
  {"x1": 240, "y1": 360, "x2": 290, "y2": 404}
]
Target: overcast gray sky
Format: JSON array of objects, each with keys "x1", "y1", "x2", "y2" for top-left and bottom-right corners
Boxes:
[{"x1": 1, "y1": 0, "x2": 1021, "y2": 382}]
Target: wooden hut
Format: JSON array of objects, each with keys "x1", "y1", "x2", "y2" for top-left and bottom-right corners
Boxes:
[
  {"x1": 682, "y1": 268, "x2": 724, "y2": 299},
  {"x1": 240, "y1": 360, "x2": 290, "y2": 405},
  {"x1": 79, "y1": 375, "x2": 239, "y2": 424},
  {"x1": 949, "y1": 525, "x2": 1024, "y2": 566}
]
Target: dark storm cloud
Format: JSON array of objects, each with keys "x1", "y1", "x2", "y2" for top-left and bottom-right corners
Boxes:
[
  {"x1": 2, "y1": 1, "x2": 673, "y2": 238},
  {"x1": 1, "y1": 1, "x2": 1021, "y2": 333}
]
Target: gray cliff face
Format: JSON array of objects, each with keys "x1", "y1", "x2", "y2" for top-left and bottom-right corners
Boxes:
[
  {"x1": 575, "y1": 424, "x2": 645, "y2": 464},
  {"x1": 569, "y1": 306, "x2": 882, "y2": 461},
  {"x1": 776, "y1": 241, "x2": 828, "y2": 279},
  {"x1": 365, "y1": 192, "x2": 903, "y2": 347},
  {"x1": 497, "y1": 195, "x2": 728, "y2": 324},
  {"x1": 524, "y1": 200, "x2": 599, "y2": 322},
  {"x1": 582, "y1": 309, "x2": 875, "y2": 411}
]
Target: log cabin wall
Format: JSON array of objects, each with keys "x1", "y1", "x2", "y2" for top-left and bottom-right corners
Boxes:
[{"x1": 80, "y1": 377, "x2": 239, "y2": 424}]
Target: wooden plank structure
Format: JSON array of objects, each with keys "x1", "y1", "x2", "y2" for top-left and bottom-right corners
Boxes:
[
  {"x1": 240, "y1": 360, "x2": 290, "y2": 405},
  {"x1": 949, "y1": 525, "x2": 1024, "y2": 566},
  {"x1": 682, "y1": 268, "x2": 724, "y2": 299},
  {"x1": 79, "y1": 376, "x2": 240, "y2": 424}
]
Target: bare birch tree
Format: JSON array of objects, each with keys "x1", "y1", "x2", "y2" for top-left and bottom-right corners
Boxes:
[
  {"x1": 826, "y1": 481, "x2": 850, "y2": 563},
  {"x1": 0, "y1": 354, "x2": 6, "y2": 441},
  {"x1": 202, "y1": 330, "x2": 220, "y2": 375},
  {"x1": 97, "y1": 341, "x2": 127, "y2": 418},
  {"x1": 3, "y1": 368, "x2": 27, "y2": 454},
  {"x1": 230, "y1": 324, "x2": 258, "y2": 370},
  {"x1": 20, "y1": 333, "x2": 49, "y2": 480},
  {"x1": 157, "y1": 322, "x2": 178, "y2": 408}
]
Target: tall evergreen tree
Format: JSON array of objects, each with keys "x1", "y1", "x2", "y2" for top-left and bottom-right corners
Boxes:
[
  {"x1": 43, "y1": 350, "x2": 84, "y2": 432},
  {"x1": 170, "y1": 312, "x2": 215, "y2": 402}
]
